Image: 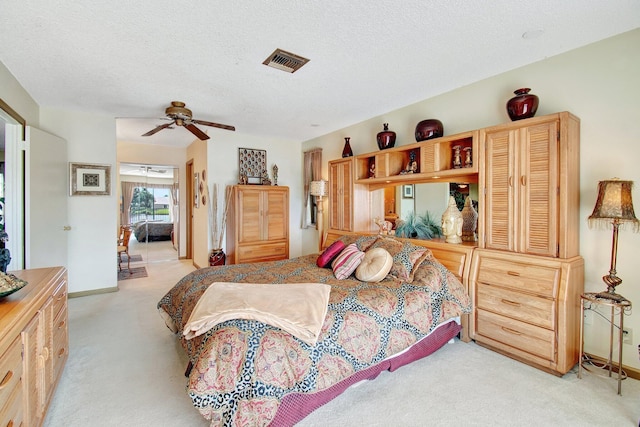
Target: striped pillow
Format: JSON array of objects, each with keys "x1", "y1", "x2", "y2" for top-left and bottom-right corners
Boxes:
[{"x1": 331, "y1": 243, "x2": 365, "y2": 280}]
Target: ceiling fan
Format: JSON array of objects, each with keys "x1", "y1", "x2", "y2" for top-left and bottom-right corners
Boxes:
[{"x1": 142, "y1": 101, "x2": 235, "y2": 140}]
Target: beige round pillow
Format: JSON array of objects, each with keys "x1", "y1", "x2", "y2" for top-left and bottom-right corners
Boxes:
[{"x1": 355, "y1": 247, "x2": 393, "y2": 282}]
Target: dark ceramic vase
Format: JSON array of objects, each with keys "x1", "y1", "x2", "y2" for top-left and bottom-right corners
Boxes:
[
  {"x1": 506, "y1": 88, "x2": 539, "y2": 121},
  {"x1": 342, "y1": 137, "x2": 353, "y2": 158},
  {"x1": 209, "y1": 249, "x2": 226, "y2": 266},
  {"x1": 377, "y1": 123, "x2": 396, "y2": 150},
  {"x1": 415, "y1": 119, "x2": 444, "y2": 141}
]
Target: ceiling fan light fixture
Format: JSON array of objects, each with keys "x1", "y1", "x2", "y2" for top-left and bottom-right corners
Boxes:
[{"x1": 263, "y1": 48, "x2": 309, "y2": 73}]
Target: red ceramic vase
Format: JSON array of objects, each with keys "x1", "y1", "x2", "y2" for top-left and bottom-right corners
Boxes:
[
  {"x1": 506, "y1": 88, "x2": 539, "y2": 121},
  {"x1": 342, "y1": 137, "x2": 353, "y2": 158},
  {"x1": 377, "y1": 123, "x2": 396, "y2": 150},
  {"x1": 415, "y1": 119, "x2": 444, "y2": 141}
]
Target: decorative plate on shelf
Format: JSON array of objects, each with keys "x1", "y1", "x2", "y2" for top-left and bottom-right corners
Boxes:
[{"x1": 0, "y1": 272, "x2": 28, "y2": 298}]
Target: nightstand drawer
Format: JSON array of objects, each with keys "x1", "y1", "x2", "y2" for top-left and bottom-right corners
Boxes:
[
  {"x1": 475, "y1": 256, "x2": 560, "y2": 297},
  {"x1": 476, "y1": 309, "x2": 555, "y2": 362},
  {"x1": 477, "y1": 283, "x2": 555, "y2": 329},
  {"x1": 53, "y1": 306, "x2": 69, "y2": 382},
  {"x1": 0, "y1": 336, "x2": 23, "y2": 407}
]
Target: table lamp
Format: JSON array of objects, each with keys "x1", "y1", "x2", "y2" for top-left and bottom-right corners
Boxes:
[
  {"x1": 309, "y1": 180, "x2": 327, "y2": 251},
  {"x1": 588, "y1": 178, "x2": 639, "y2": 302}
]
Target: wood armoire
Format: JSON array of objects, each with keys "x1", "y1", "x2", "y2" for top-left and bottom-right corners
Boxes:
[{"x1": 226, "y1": 185, "x2": 289, "y2": 264}]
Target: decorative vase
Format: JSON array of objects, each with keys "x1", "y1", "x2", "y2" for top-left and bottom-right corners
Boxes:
[
  {"x1": 506, "y1": 88, "x2": 539, "y2": 121},
  {"x1": 209, "y1": 249, "x2": 226, "y2": 267},
  {"x1": 441, "y1": 196, "x2": 463, "y2": 244},
  {"x1": 461, "y1": 196, "x2": 478, "y2": 242},
  {"x1": 415, "y1": 119, "x2": 443, "y2": 142},
  {"x1": 342, "y1": 137, "x2": 353, "y2": 158},
  {"x1": 376, "y1": 123, "x2": 396, "y2": 150}
]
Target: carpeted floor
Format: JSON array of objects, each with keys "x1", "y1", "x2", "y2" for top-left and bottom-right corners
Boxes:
[
  {"x1": 45, "y1": 258, "x2": 640, "y2": 427},
  {"x1": 117, "y1": 266, "x2": 148, "y2": 281},
  {"x1": 120, "y1": 254, "x2": 143, "y2": 263}
]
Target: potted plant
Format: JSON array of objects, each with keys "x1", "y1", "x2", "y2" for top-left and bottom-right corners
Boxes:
[{"x1": 394, "y1": 211, "x2": 443, "y2": 240}]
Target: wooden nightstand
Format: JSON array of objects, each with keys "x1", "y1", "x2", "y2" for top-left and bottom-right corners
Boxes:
[{"x1": 578, "y1": 292, "x2": 632, "y2": 395}]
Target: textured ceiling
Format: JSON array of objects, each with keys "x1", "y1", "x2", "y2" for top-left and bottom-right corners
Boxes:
[{"x1": 1, "y1": 1, "x2": 639, "y2": 147}]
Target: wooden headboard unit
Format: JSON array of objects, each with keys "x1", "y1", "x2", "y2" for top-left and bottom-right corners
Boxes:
[{"x1": 325, "y1": 230, "x2": 476, "y2": 342}]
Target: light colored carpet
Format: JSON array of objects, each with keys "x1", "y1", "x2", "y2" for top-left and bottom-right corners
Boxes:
[{"x1": 45, "y1": 258, "x2": 640, "y2": 427}]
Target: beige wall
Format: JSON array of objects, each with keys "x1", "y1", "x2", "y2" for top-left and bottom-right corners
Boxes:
[
  {"x1": 301, "y1": 29, "x2": 640, "y2": 369},
  {"x1": 187, "y1": 139, "x2": 210, "y2": 268}
]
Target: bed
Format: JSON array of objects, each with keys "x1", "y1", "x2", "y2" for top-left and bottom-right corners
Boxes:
[
  {"x1": 157, "y1": 234, "x2": 471, "y2": 426},
  {"x1": 133, "y1": 221, "x2": 173, "y2": 242}
]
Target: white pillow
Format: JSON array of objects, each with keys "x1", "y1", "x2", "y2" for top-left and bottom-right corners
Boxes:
[{"x1": 355, "y1": 247, "x2": 393, "y2": 282}]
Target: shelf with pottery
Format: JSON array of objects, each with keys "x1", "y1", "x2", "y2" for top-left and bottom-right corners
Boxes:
[{"x1": 354, "y1": 130, "x2": 479, "y2": 190}]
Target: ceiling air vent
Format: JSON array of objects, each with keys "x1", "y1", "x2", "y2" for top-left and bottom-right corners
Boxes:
[{"x1": 263, "y1": 48, "x2": 309, "y2": 73}]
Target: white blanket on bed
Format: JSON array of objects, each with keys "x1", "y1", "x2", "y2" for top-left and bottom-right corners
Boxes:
[{"x1": 183, "y1": 282, "x2": 331, "y2": 345}]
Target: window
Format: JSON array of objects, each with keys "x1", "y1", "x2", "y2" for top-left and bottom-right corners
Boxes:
[
  {"x1": 129, "y1": 186, "x2": 171, "y2": 223},
  {"x1": 302, "y1": 148, "x2": 322, "y2": 228}
]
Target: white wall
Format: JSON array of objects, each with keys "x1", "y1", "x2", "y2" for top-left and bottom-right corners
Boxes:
[
  {"x1": 301, "y1": 29, "x2": 640, "y2": 369},
  {"x1": 205, "y1": 131, "x2": 303, "y2": 259},
  {"x1": 39, "y1": 107, "x2": 118, "y2": 294}
]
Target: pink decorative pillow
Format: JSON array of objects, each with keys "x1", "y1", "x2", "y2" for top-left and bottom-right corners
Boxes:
[
  {"x1": 317, "y1": 240, "x2": 346, "y2": 267},
  {"x1": 331, "y1": 243, "x2": 365, "y2": 280}
]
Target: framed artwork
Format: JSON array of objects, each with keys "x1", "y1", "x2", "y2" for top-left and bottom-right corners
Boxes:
[
  {"x1": 69, "y1": 163, "x2": 111, "y2": 196},
  {"x1": 402, "y1": 184, "x2": 414, "y2": 199},
  {"x1": 238, "y1": 148, "x2": 267, "y2": 184}
]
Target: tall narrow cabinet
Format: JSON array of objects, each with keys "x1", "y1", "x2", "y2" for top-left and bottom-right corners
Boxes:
[
  {"x1": 226, "y1": 185, "x2": 289, "y2": 264},
  {"x1": 472, "y1": 112, "x2": 582, "y2": 375},
  {"x1": 328, "y1": 158, "x2": 379, "y2": 237}
]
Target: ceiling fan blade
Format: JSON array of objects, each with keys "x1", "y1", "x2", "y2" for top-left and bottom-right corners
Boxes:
[
  {"x1": 192, "y1": 119, "x2": 236, "y2": 132},
  {"x1": 142, "y1": 121, "x2": 174, "y2": 137},
  {"x1": 184, "y1": 123, "x2": 210, "y2": 140}
]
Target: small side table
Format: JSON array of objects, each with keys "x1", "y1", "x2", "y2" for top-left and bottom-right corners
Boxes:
[{"x1": 578, "y1": 292, "x2": 632, "y2": 395}]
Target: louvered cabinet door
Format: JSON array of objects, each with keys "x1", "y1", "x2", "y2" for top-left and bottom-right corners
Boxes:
[
  {"x1": 237, "y1": 188, "x2": 263, "y2": 243},
  {"x1": 482, "y1": 128, "x2": 517, "y2": 252},
  {"x1": 328, "y1": 158, "x2": 354, "y2": 231},
  {"x1": 518, "y1": 121, "x2": 559, "y2": 257}
]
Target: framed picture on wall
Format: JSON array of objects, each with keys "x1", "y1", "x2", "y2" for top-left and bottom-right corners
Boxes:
[
  {"x1": 402, "y1": 184, "x2": 414, "y2": 199},
  {"x1": 69, "y1": 162, "x2": 111, "y2": 196},
  {"x1": 238, "y1": 148, "x2": 267, "y2": 184}
]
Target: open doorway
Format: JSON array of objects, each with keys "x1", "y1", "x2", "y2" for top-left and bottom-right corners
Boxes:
[{"x1": 119, "y1": 163, "x2": 179, "y2": 264}]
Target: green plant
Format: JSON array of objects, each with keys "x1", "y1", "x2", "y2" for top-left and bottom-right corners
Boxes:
[{"x1": 394, "y1": 211, "x2": 443, "y2": 240}]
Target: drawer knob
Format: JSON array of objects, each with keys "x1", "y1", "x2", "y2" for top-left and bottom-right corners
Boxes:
[
  {"x1": 501, "y1": 326, "x2": 523, "y2": 336},
  {"x1": 507, "y1": 271, "x2": 520, "y2": 276},
  {"x1": 0, "y1": 370, "x2": 13, "y2": 388}
]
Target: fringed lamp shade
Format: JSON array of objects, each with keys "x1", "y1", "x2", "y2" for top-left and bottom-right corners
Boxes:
[
  {"x1": 588, "y1": 178, "x2": 639, "y2": 300},
  {"x1": 309, "y1": 180, "x2": 327, "y2": 197}
]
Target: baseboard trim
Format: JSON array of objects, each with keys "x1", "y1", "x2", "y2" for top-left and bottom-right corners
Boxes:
[
  {"x1": 584, "y1": 352, "x2": 640, "y2": 380},
  {"x1": 69, "y1": 287, "x2": 118, "y2": 298}
]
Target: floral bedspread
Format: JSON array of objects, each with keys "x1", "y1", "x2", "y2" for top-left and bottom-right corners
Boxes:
[{"x1": 157, "y1": 246, "x2": 470, "y2": 426}]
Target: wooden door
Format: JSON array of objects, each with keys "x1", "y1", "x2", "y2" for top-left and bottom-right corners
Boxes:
[
  {"x1": 482, "y1": 129, "x2": 517, "y2": 252},
  {"x1": 518, "y1": 121, "x2": 559, "y2": 257},
  {"x1": 237, "y1": 188, "x2": 262, "y2": 243},
  {"x1": 265, "y1": 189, "x2": 288, "y2": 241},
  {"x1": 328, "y1": 159, "x2": 353, "y2": 231}
]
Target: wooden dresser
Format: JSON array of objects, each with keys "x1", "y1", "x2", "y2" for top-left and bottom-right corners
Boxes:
[
  {"x1": 0, "y1": 266, "x2": 68, "y2": 427},
  {"x1": 226, "y1": 185, "x2": 289, "y2": 264}
]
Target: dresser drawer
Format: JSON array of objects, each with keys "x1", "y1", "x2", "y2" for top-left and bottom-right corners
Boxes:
[
  {"x1": 477, "y1": 283, "x2": 556, "y2": 329},
  {"x1": 52, "y1": 279, "x2": 68, "y2": 316},
  {"x1": 476, "y1": 309, "x2": 556, "y2": 362},
  {"x1": 52, "y1": 305, "x2": 69, "y2": 383},
  {"x1": 0, "y1": 336, "x2": 23, "y2": 408},
  {"x1": 475, "y1": 256, "x2": 559, "y2": 297},
  {"x1": 0, "y1": 384, "x2": 24, "y2": 427},
  {"x1": 238, "y1": 242, "x2": 287, "y2": 263}
]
